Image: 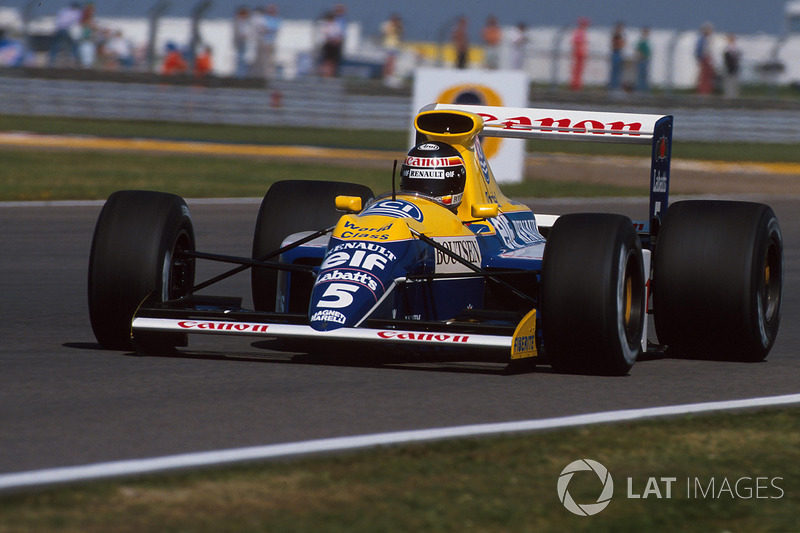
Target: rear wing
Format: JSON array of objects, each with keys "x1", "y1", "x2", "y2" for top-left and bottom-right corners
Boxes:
[{"x1": 427, "y1": 103, "x2": 673, "y2": 230}]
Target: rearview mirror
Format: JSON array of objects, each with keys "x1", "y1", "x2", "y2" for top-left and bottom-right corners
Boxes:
[
  {"x1": 335, "y1": 195, "x2": 363, "y2": 213},
  {"x1": 471, "y1": 203, "x2": 499, "y2": 219}
]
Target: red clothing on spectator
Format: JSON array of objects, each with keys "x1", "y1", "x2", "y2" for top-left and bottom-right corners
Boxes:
[
  {"x1": 194, "y1": 50, "x2": 213, "y2": 77},
  {"x1": 570, "y1": 18, "x2": 590, "y2": 90},
  {"x1": 162, "y1": 50, "x2": 188, "y2": 75}
]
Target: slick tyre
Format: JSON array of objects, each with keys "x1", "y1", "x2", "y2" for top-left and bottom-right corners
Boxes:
[
  {"x1": 88, "y1": 191, "x2": 196, "y2": 352},
  {"x1": 653, "y1": 201, "x2": 783, "y2": 361},
  {"x1": 541, "y1": 214, "x2": 646, "y2": 375},
  {"x1": 252, "y1": 180, "x2": 374, "y2": 312}
]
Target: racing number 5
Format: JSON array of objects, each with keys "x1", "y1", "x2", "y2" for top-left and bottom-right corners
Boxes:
[{"x1": 318, "y1": 283, "x2": 359, "y2": 309}]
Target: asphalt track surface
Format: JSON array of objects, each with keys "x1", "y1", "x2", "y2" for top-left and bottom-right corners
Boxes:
[{"x1": 1, "y1": 195, "x2": 799, "y2": 477}]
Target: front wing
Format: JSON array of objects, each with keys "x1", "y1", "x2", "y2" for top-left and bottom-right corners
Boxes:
[{"x1": 131, "y1": 305, "x2": 538, "y2": 363}]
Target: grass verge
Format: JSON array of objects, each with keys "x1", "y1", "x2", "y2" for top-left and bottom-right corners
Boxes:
[
  {"x1": 1, "y1": 114, "x2": 797, "y2": 201},
  {"x1": 0, "y1": 407, "x2": 797, "y2": 533},
  {"x1": 0, "y1": 149, "x2": 642, "y2": 202},
  {"x1": 3, "y1": 113, "x2": 800, "y2": 162}
]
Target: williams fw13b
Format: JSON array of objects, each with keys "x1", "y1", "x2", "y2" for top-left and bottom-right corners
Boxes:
[{"x1": 88, "y1": 104, "x2": 783, "y2": 375}]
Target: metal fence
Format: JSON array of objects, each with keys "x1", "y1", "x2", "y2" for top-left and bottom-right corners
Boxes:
[
  {"x1": 2, "y1": 74, "x2": 800, "y2": 143},
  {"x1": 0, "y1": 76, "x2": 411, "y2": 130}
]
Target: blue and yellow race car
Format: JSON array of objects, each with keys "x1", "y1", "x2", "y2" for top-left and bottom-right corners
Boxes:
[{"x1": 88, "y1": 104, "x2": 783, "y2": 375}]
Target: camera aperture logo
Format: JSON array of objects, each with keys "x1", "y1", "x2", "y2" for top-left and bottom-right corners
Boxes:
[{"x1": 557, "y1": 459, "x2": 614, "y2": 516}]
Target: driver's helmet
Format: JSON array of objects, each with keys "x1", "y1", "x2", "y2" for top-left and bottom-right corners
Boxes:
[{"x1": 400, "y1": 142, "x2": 467, "y2": 208}]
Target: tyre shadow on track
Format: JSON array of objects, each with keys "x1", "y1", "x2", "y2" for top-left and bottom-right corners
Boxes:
[
  {"x1": 63, "y1": 341, "x2": 766, "y2": 377},
  {"x1": 63, "y1": 341, "x2": 528, "y2": 376}
]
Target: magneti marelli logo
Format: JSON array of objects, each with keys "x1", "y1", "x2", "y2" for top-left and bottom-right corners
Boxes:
[{"x1": 557, "y1": 459, "x2": 614, "y2": 516}]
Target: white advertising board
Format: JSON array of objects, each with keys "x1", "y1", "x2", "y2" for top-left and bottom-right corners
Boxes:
[{"x1": 411, "y1": 68, "x2": 528, "y2": 183}]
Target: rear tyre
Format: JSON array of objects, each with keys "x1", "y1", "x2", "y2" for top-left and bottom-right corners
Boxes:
[
  {"x1": 653, "y1": 200, "x2": 783, "y2": 361},
  {"x1": 252, "y1": 180, "x2": 374, "y2": 312},
  {"x1": 88, "y1": 191, "x2": 195, "y2": 352},
  {"x1": 541, "y1": 214, "x2": 645, "y2": 375}
]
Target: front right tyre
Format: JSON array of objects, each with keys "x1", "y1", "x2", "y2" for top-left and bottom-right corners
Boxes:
[{"x1": 251, "y1": 180, "x2": 374, "y2": 313}]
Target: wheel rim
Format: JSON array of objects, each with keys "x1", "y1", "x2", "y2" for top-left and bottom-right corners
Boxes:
[
  {"x1": 624, "y1": 275, "x2": 633, "y2": 326},
  {"x1": 619, "y1": 248, "x2": 644, "y2": 345},
  {"x1": 761, "y1": 239, "x2": 781, "y2": 325},
  {"x1": 162, "y1": 229, "x2": 194, "y2": 302}
]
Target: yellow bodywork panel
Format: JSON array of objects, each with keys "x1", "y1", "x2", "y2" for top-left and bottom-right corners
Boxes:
[
  {"x1": 333, "y1": 193, "x2": 479, "y2": 242},
  {"x1": 511, "y1": 309, "x2": 538, "y2": 360},
  {"x1": 413, "y1": 109, "x2": 530, "y2": 229},
  {"x1": 335, "y1": 195, "x2": 363, "y2": 213}
]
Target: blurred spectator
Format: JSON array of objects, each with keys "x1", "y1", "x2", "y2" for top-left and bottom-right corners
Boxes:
[
  {"x1": 452, "y1": 16, "x2": 469, "y2": 69},
  {"x1": 482, "y1": 15, "x2": 501, "y2": 70},
  {"x1": 48, "y1": 2, "x2": 82, "y2": 67},
  {"x1": 105, "y1": 29, "x2": 134, "y2": 70},
  {"x1": 381, "y1": 13, "x2": 403, "y2": 83},
  {"x1": 233, "y1": 6, "x2": 253, "y2": 78},
  {"x1": 695, "y1": 22, "x2": 715, "y2": 95},
  {"x1": 509, "y1": 22, "x2": 528, "y2": 70},
  {"x1": 722, "y1": 33, "x2": 741, "y2": 98},
  {"x1": 319, "y1": 10, "x2": 344, "y2": 76},
  {"x1": 162, "y1": 42, "x2": 188, "y2": 75},
  {"x1": 77, "y1": 2, "x2": 97, "y2": 68},
  {"x1": 0, "y1": 33, "x2": 26, "y2": 67},
  {"x1": 194, "y1": 45, "x2": 213, "y2": 77},
  {"x1": 331, "y1": 4, "x2": 348, "y2": 75},
  {"x1": 570, "y1": 17, "x2": 589, "y2": 90},
  {"x1": 333, "y1": 4, "x2": 347, "y2": 36},
  {"x1": 253, "y1": 4, "x2": 281, "y2": 80},
  {"x1": 635, "y1": 27, "x2": 651, "y2": 92},
  {"x1": 608, "y1": 21, "x2": 625, "y2": 91}
]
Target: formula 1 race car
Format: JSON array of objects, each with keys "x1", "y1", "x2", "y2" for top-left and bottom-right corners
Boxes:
[{"x1": 88, "y1": 104, "x2": 784, "y2": 375}]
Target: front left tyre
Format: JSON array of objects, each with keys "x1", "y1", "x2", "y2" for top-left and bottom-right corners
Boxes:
[
  {"x1": 541, "y1": 214, "x2": 646, "y2": 375},
  {"x1": 88, "y1": 190, "x2": 195, "y2": 352}
]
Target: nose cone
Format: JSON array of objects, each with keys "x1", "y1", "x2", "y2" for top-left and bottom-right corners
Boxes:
[{"x1": 309, "y1": 238, "x2": 413, "y2": 331}]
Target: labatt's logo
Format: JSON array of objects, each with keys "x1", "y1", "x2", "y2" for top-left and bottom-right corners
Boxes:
[{"x1": 478, "y1": 113, "x2": 643, "y2": 136}]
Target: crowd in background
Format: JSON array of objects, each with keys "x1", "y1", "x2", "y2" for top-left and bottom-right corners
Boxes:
[
  {"x1": 47, "y1": 2, "x2": 137, "y2": 71},
  {"x1": 232, "y1": 3, "x2": 347, "y2": 79},
  {"x1": 5, "y1": 1, "x2": 746, "y2": 97},
  {"x1": 401, "y1": 11, "x2": 739, "y2": 97}
]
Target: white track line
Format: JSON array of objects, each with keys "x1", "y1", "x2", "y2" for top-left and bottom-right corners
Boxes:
[{"x1": 1, "y1": 393, "x2": 798, "y2": 492}]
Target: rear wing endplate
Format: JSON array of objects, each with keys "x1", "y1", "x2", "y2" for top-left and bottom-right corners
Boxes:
[{"x1": 428, "y1": 103, "x2": 673, "y2": 229}]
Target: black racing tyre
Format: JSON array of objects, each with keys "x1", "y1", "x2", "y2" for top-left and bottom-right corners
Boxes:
[
  {"x1": 88, "y1": 191, "x2": 195, "y2": 351},
  {"x1": 653, "y1": 200, "x2": 783, "y2": 361},
  {"x1": 541, "y1": 214, "x2": 646, "y2": 375},
  {"x1": 252, "y1": 180, "x2": 374, "y2": 312}
]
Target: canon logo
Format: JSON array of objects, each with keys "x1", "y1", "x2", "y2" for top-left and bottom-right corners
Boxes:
[
  {"x1": 177, "y1": 321, "x2": 269, "y2": 333},
  {"x1": 478, "y1": 113, "x2": 642, "y2": 136},
  {"x1": 377, "y1": 331, "x2": 470, "y2": 343}
]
